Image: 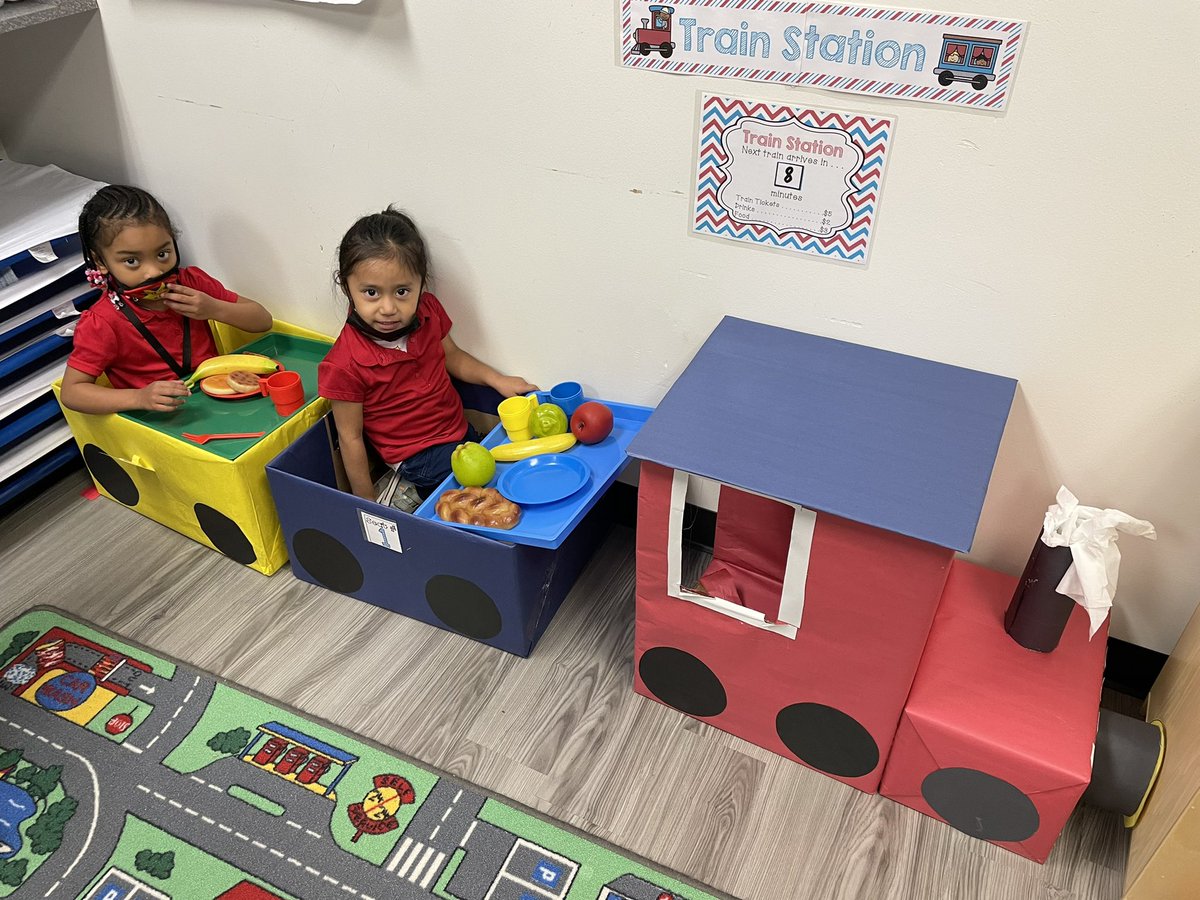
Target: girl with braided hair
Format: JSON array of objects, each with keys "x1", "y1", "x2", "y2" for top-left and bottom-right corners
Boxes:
[{"x1": 61, "y1": 185, "x2": 272, "y2": 414}]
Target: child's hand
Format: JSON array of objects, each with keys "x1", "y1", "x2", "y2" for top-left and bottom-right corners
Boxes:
[
  {"x1": 493, "y1": 376, "x2": 539, "y2": 398},
  {"x1": 137, "y1": 379, "x2": 190, "y2": 412},
  {"x1": 161, "y1": 283, "x2": 221, "y2": 320}
]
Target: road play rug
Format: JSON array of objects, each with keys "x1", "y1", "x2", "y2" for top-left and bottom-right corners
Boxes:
[{"x1": 0, "y1": 608, "x2": 728, "y2": 900}]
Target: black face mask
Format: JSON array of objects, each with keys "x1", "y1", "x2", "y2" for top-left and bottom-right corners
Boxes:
[
  {"x1": 118, "y1": 264, "x2": 182, "y2": 304},
  {"x1": 96, "y1": 238, "x2": 182, "y2": 306},
  {"x1": 346, "y1": 299, "x2": 422, "y2": 343},
  {"x1": 97, "y1": 239, "x2": 193, "y2": 378}
]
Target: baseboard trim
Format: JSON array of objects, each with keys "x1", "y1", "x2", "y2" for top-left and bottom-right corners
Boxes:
[{"x1": 602, "y1": 481, "x2": 1165, "y2": 700}]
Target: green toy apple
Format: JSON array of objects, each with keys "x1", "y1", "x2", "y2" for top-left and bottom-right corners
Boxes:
[
  {"x1": 451, "y1": 442, "x2": 496, "y2": 487},
  {"x1": 530, "y1": 402, "x2": 569, "y2": 438}
]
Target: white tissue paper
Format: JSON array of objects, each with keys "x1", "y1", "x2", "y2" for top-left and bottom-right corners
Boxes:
[{"x1": 1041, "y1": 486, "x2": 1156, "y2": 637}]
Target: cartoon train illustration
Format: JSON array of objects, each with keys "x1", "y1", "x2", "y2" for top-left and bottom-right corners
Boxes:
[
  {"x1": 634, "y1": 5, "x2": 675, "y2": 59},
  {"x1": 934, "y1": 33, "x2": 1002, "y2": 90}
]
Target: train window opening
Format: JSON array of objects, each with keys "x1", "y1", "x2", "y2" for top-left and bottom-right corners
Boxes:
[
  {"x1": 688, "y1": 478, "x2": 808, "y2": 625},
  {"x1": 943, "y1": 43, "x2": 968, "y2": 65},
  {"x1": 969, "y1": 47, "x2": 994, "y2": 68},
  {"x1": 664, "y1": 472, "x2": 812, "y2": 639}
]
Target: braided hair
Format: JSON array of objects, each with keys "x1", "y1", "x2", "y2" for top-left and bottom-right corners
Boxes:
[
  {"x1": 335, "y1": 206, "x2": 431, "y2": 296},
  {"x1": 78, "y1": 185, "x2": 175, "y2": 269}
]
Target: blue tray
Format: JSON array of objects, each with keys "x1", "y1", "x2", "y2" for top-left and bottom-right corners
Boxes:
[{"x1": 413, "y1": 396, "x2": 651, "y2": 549}]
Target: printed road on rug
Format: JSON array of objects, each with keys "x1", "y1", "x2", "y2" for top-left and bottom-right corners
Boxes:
[{"x1": 0, "y1": 608, "x2": 726, "y2": 900}]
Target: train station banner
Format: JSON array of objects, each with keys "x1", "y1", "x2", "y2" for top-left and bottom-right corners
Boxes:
[
  {"x1": 619, "y1": 2, "x2": 1026, "y2": 110},
  {"x1": 693, "y1": 94, "x2": 893, "y2": 264}
]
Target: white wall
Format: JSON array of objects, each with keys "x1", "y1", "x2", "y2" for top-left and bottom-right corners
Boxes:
[{"x1": 2, "y1": 1, "x2": 1197, "y2": 652}]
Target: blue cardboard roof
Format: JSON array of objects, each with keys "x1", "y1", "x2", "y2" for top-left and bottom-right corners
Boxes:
[{"x1": 625, "y1": 317, "x2": 1017, "y2": 552}]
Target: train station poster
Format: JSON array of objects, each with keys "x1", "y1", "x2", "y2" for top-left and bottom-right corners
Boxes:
[
  {"x1": 693, "y1": 94, "x2": 893, "y2": 265},
  {"x1": 619, "y1": 2, "x2": 1026, "y2": 110}
]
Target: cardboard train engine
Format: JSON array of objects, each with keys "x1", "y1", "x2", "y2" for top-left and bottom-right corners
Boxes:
[{"x1": 625, "y1": 316, "x2": 1162, "y2": 863}]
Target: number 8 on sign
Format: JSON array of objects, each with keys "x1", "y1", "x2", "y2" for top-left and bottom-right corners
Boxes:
[{"x1": 774, "y1": 162, "x2": 804, "y2": 190}]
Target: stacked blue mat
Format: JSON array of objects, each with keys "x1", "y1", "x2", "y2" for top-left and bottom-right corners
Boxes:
[{"x1": 0, "y1": 165, "x2": 106, "y2": 513}]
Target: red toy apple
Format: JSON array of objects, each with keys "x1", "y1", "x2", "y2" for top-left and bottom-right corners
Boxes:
[{"x1": 570, "y1": 401, "x2": 614, "y2": 444}]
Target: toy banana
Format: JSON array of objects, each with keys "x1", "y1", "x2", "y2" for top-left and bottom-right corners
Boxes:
[
  {"x1": 491, "y1": 432, "x2": 577, "y2": 462},
  {"x1": 185, "y1": 354, "x2": 278, "y2": 387}
]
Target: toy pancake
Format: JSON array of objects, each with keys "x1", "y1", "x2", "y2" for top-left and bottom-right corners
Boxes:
[{"x1": 199, "y1": 370, "x2": 266, "y2": 399}]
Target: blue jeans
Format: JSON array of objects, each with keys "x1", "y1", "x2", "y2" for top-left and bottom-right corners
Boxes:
[{"x1": 398, "y1": 424, "x2": 481, "y2": 499}]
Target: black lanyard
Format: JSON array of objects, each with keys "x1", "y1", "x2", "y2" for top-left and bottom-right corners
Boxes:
[{"x1": 111, "y1": 294, "x2": 193, "y2": 379}]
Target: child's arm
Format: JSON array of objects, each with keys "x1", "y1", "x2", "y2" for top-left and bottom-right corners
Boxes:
[
  {"x1": 329, "y1": 399, "x2": 376, "y2": 501},
  {"x1": 441, "y1": 336, "x2": 538, "y2": 398},
  {"x1": 60, "y1": 365, "x2": 190, "y2": 415},
  {"x1": 162, "y1": 285, "x2": 273, "y2": 333}
]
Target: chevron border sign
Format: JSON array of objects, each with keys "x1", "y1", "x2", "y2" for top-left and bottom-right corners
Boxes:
[
  {"x1": 693, "y1": 93, "x2": 893, "y2": 264},
  {"x1": 619, "y1": 2, "x2": 1026, "y2": 111}
]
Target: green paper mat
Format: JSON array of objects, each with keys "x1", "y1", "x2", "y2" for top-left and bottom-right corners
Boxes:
[
  {"x1": 0, "y1": 609, "x2": 728, "y2": 900},
  {"x1": 119, "y1": 333, "x2": 331, "y2": 461}
]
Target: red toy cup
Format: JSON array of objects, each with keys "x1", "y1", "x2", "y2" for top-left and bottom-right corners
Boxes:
[{"x1": 261, "y1": 370, "x2": 305, "y2": 416}]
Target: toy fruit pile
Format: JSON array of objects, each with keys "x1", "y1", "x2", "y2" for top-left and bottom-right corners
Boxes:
[
  {"x1": 437, "y1": 392, "x2": 616, "y2": 527},
  {"x1": 186, "y1": 353, "x2": 280, "y2": 397},
  {"x1": 491, "y1": 399, "x2": 614, "y2": 461}
]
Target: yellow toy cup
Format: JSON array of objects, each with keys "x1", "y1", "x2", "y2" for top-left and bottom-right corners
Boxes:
[{"x1": 498, "y1": 394, "x2": 538, "y2": 442}]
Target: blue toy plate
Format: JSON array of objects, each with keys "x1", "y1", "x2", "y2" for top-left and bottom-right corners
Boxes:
[{"x1": 497, "y1": 454, "x2": 591, "y2": 505}]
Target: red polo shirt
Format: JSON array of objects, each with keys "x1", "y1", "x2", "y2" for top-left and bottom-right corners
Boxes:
[
  {"x1": 67, "y1": 266, "x2": 238, "y2": 389},
  {"x1": 317, "y1": 293, "x2": 466, "y2": 464}
]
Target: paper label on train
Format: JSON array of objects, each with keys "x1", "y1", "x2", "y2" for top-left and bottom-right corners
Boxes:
[{"x1": 359, "y1": 510, "x2": 403, "y2": 553}]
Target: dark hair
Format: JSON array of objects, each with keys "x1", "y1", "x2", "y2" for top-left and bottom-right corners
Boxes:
[
  {"x1": 336, "y1": 206, "x2": 430, "y2": 296},
  {"x1": 78, "y1": 185, "x2": 175, "y2": 267}
]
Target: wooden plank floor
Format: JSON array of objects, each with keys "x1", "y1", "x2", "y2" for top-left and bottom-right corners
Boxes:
[{"x1": 0, "y1": 472, "x2": 1131, "y2": 899}]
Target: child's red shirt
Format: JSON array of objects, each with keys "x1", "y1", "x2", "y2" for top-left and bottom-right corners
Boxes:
[
  {"x1": 317, "y1": 292, "x2": 466, "y2": 464},
  {"x1": 67, "y1": 266, "x2": 238, "y2": 389}
]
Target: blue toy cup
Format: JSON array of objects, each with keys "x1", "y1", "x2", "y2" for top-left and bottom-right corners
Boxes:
[{"x1": 549, "y1": 381, "x2": 584, "y2": 417}]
